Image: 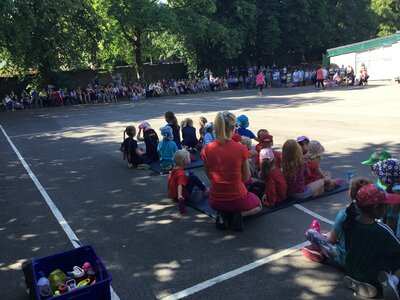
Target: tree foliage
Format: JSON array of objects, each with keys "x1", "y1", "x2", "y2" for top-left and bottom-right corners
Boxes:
[
  {"x1": 0, "y1": 0, "x2": 101, "y2": 83},
  {"x1": 371, "y1": 0, "x2": 400, "y2": 36},
  {"x1": 0, "y1": 0, "x2": 399, "y2": 83}
]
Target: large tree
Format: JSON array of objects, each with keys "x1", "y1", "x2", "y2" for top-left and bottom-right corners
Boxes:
[{"x1": 97, "y1": 0, "x2": 174, "y2": 84}]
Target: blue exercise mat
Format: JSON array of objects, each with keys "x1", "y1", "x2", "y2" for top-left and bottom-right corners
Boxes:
[
  {"x1": 186, "y1": 182, "x2": 349, "y2": 219},
  {"x1": 149, "y1": 151, "x2": 204, "y2": 175}
]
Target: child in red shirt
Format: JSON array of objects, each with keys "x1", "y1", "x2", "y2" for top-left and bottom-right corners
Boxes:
[
  {"x1": 254, "y1": 129, "x2": 269, "y2": 170},
  {"x1": 168, "y1": 150, "x2": 209, "y2": 214},
  {"x1": 259, "y1": 148, "x2": 287, "y2": 207},
  {"x1": 258, "y1": 133, "x2": 282, "y2": 168},
  {"x1": 305, "y1": 140, "x2": 343, "y2": 190}
]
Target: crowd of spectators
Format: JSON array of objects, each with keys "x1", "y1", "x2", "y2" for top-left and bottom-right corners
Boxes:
[{"x1": 1, "y1": 63, "x2": 366, "y2": 111}]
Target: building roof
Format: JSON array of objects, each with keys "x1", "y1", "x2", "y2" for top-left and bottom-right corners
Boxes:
[{"x1": 327, "y1": 32, "x2": 400, "y2": 58}]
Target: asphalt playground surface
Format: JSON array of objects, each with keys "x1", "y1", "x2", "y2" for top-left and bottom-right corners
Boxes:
[{"x1": 1, "y1": 83, "x2": 400, "y2": 300}]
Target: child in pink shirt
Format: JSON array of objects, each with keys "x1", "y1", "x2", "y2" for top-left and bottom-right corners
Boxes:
[{"x1": 282, "y1": 140, "x2": 324, "y2": 200}]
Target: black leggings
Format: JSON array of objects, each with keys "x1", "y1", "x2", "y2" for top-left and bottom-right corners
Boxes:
[{"x1": 316, "y1": 79, "x2": 324, "y2": 89}]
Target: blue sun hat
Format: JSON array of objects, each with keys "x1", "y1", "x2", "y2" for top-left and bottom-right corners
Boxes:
[
  {"x1": 236, "y1": 115, "x2": 249, "y2": 129},
  {"x1": 373, "y1": 159, "x2": 400, "y2": 187},
  {"x1": 160, "y1": 126, "x2": 174, "y2": 141}
]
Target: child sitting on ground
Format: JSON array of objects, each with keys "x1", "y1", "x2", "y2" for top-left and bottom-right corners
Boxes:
[
  {"x1": 282, "y1": 140, "x2": 324, "y2": 200},
  {"x1": 137, "y1": 121, "x2": 159, "y2": 161},
  {"x1": 181, "y1": 118, "x2": 198, "y2": 150},
  {"x1": 157, "y1": 126, "x2": 178, "y2": 171},
  {"x1": 241, "y1": 136, "x2": 257, "y2": 176},
  {"x1": 236, "y1": 115, "x2": 258, "y2": 141},
  {"x1": 343, "y1": 182, "x2": 400, "y2": 299},
  {"x1": 198, "y1": 117, "x2": 208, "y2": 148},
  {"x1": 254, "y1": 129, "x2": 269, "y2": 170},
  {"x1": 259, "y1": 148, "x2": 287, "y2": 207},
  {"x1": 304, "y1": 140, "x2": 343, "y2": 191},
  {"x1": 203, "y1": 122, "x2": 216, "y2": 146},
  {"x1": 168, "y1": 150, "x2": 209, "y2": 214},
  {"x1": 258, "y1": 133, "x2": 282, "y2": 169},
  {"x1": 361, "y1": 150, "x2": 392, "y2": 190},
  {"x1": 296, "y1": 135, "x2": 310, "y2": 155},
  {"x1": 120, "y1": 125, "x2": 151, "y2": 169},
  {"x1": 373, "y1": 159, "x2": 400, "y2": 235},
  {"x1": 302, "y1": 177, "x2": 372, "y2": 269},
  {"x1": 165, "y1": 111, "x2": 182, "y2": 149}
]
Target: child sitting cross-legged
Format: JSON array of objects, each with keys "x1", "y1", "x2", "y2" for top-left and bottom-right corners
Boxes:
[
  {"x1": 157, "y1": 126, "x2": 178, "y2": 171},
  {"x1": 343, "y1": 181, "x2": 400, "y2": 299},
  {"x1": 168, "y1": 150, "x2": 209, "y2": 214},
  {"x1": 259, "y1": 148, "x2": 287, "y2": 208},
  {"x1": 181, "y1": 118, "x2": 198, "y2": 150},
  {"x1": 304, "y1": 140, "x2": 343, "y2": 191},
  {"x1": 302, "y1": 177, "x2": 373, "y2": 270},
  {"x1": 120, "y1": 125, "x2": 151, "y2": 169},
  {"x1": 236, "y1": 114, "x2": 258, "y2": 141},
  {"x1": 137, "y1": 122, "x2": 159, "y2": 161},
  {"x1": 282, "y1": 140, "x2": 324, "y2": 200}
]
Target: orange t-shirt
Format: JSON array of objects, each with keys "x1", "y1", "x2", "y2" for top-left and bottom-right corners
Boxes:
[
  {"x1": 202, "y1": 140, "x2": 248, "y2": 201},
  {"x1": 168, "y1": 168, "x2": 189, "y2": 200}
]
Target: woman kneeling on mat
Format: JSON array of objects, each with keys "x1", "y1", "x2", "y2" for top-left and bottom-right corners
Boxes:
[{"x1": 202, "y1": 111, "x2": 262, "y2": 231}]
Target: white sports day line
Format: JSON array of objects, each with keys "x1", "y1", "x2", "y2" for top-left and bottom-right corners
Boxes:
[
  {"x1": 0, "y1": 124, "x2": 120, "y2": 300},
  {"x1": 160, "y1": 241, "x2": 310, "y2": 300},
  {"x1": 293, "y1": 204, "x2": 334, "y2": 225},
  {"x1": 160, "y1": 204, "x2": 336, "y2": 300}
]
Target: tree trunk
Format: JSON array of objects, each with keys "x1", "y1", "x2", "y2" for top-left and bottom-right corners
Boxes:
[{"x1": 133, "y1": 28, "x2": 145, "y2": 86}]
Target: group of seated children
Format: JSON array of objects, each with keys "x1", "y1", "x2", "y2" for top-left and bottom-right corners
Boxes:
[
  {"x1": 300, "y1": 150, "x2": 400, "y2": 300},
  {"x1": 120, "y1": 112, "x2": 343, "y2": 212},
  {"x1": 233, "y1": 114, "x2": 343, "y2": 209},
  {"x1": 120, "y1": 111, "x2": 219, "y2": 171}
]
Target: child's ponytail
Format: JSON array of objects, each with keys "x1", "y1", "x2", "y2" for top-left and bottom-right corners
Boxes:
[
  {"x1": 260, "y1": 159, "x2": 273, "y2": 181},
  {"x1": 342, "y1": 201, "x2": 358, "y2": 233},
  {"x1": 165, "y1": 111, "x2": 178, "y2": 127},
  {"x1": 342, "y1": 177, "x2": 372, "y2": 233}
]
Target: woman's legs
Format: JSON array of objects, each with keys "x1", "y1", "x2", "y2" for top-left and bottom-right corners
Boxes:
[
  {"x1": 211, "y1": 192, "x2": 262, "y2": 231},
  {"x1": 241, "y1": 192, "x2": 262, "y2": 217}
]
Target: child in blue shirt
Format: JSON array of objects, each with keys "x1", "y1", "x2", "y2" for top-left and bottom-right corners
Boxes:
[
  {"x1": 301, "y1": 177, "x2": 372, "y2": 268},
  {"x1": 158, "y1": 126, "x2": 178, "y2": 171},
  {"x1": 181, "y1": 118, "x2": 198, "y2": 149},
  {"x1": 236, "y1": 114, "x2": 258, "y2": 141},
  {"x1": 203, "y1": 122, "x2": 216, "y2": 146}
]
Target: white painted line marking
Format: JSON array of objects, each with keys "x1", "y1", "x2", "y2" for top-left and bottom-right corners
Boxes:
[
  {"x1": 293, "y1": 204, "x2": 334, "y2": 225},
  {"x1": 161, "y1": 203, "x2": 337, "y2": 300},
  {"x1": 0, "y1": 125, "x2": 120, "y2": 300},
  {"x1": 160, "y1": 241, "x2": 309, "y2": 300}
]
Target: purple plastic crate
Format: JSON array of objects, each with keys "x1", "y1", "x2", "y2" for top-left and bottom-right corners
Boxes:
[{"x1": 32, "y1": 245, "x2": 112, "y2": 300}]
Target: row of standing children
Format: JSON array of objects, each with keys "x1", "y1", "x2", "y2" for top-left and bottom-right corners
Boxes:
[{"x1": 300, "y1": 151, "x2": 400, "y2": 300}]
